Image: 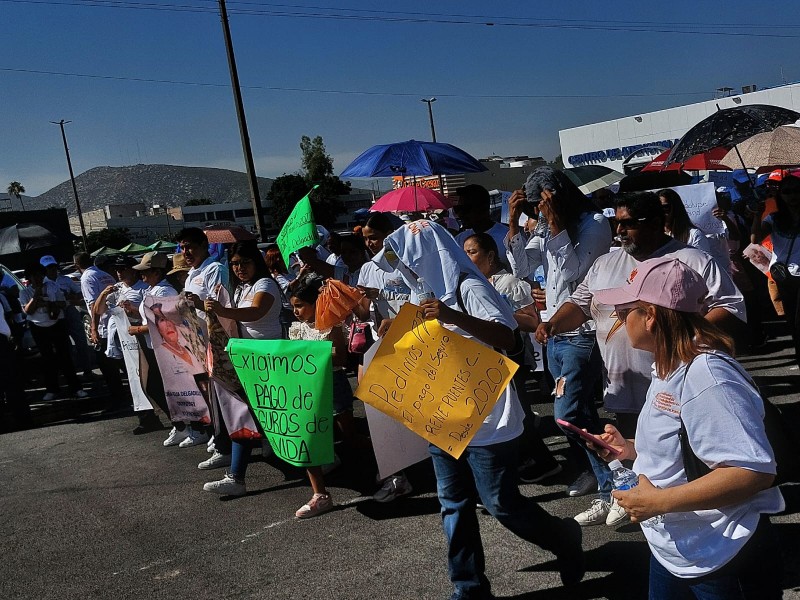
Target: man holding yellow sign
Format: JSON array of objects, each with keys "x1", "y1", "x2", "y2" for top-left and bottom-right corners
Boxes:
[{"x1": 363, "y1": 221, "x2": 585, "y2": 597}]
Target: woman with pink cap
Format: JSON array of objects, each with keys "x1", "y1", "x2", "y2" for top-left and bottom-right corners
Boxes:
[{"x1": 589, "y1": 256, "x2": 783, "y2": 599}]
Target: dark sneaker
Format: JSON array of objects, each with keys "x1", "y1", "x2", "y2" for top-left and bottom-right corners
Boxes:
[
  {"x1": 555, "y1": 517, "x2": 585, "y2": 586},
  {"x1": 519, "y1": 460, "x2": 563, "y2": 484},
  {"x1": 567, "y1": 471, "x2": 598, "y2": 497}
]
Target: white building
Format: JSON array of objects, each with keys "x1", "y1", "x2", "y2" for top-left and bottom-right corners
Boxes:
[{"x1": 559, "y1": 82, "x2": 800, "y2": 173}]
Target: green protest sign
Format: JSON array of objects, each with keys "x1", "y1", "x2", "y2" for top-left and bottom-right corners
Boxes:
[
  {"x1": 226, "y1": 337, "x2": 334, "y2": 467},
  {"x1": 276, "y1": 185, "x2": 320, "y2": 264}
]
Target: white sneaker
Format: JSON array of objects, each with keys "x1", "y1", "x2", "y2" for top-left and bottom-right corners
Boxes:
[
  {"x1": 574, "y1": 499, "x2": 610, "y2": 526},
  {"x1": 75, "y1": 390, "x2": 89, "y2": 399},
  {"x1": 163, "y1": 427, "x2": 190, "y2": 447},
  {"x1": 42, "y1": 392, "x2": 58, "y2": 401},
  {"x1": 606, "y1": 496, "x2": 629, "y2": 526},
  {"x1": 178, "y1": 428, "x2": 210, "y2": 448},
  {"x1": 203, "y1": 472, "x2": 246, "y2": 497},
  {"x1": 198, "y1": 450, "x2": 232, "y2": 470},
  {"x1": 206, "y1": 435, "x2": 215, "y2": 453},
  {"x1": 373, "y1": 473, "x2": 413, "y2": 503}
]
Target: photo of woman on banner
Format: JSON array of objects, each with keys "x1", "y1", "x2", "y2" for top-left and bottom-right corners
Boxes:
[
  {"x1": 143, "y1": 296, "x2": 211, "y2": 426},
  {"x1": 372, "y1": 220, "x2": 585, "y2": 597}
]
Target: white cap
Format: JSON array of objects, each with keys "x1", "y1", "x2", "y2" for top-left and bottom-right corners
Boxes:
[{"x1": 608, "y1": 459, "x2": 623, "y2": 470}]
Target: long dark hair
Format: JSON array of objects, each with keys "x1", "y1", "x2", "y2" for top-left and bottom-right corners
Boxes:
[
  {"x1": 228, "y1": 240, "x2": 271, "y2": 285},
  {"x1": 464, "y1": 232, "x2": 500, "y2": 268},
  {"x1": 290, "y1": 274, "x2": 325, "y2": 305},
  {"x1": 364, "y1": 211, "x2": 397, "y2": 236},
  {"x1": 658, "y1": 188, "x2": 695, "y2": 244}
]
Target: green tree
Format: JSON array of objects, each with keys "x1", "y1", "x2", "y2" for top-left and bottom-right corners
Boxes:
[
  {"x1": 185, "y1": 198, "x2": 213, "y2": 206},
  {"x1": 7, "y1": 181, "x2": 25, "y2": 211},
  {"x1": 267, "y1": 174, "x2": 310, "y2": 229},
  {"x1": 84, "y1": 227, "x2": 132, "y2": 253},
  {"x1": 547, "y1": 154, "x2": 565, "y2": 170},
  {"x1": 300, "y1": 135, "x2": 349, "y2": 228}
]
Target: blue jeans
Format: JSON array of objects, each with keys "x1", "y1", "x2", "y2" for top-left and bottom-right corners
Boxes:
[
  {"x1": 230, "y1": 440, "x2": 253, "y2": 480},
  {"x1": 547, "y1": 333, "x2": 612, "y2": 500},
  {"x1": 429, "y1": 439, "x2": 572, "y2": 600},
  {"x1": 648, "y1": 516, "x2": 781, "y2": 599}
]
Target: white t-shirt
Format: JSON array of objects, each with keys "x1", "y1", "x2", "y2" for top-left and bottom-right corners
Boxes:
[
  {"x1": 445, "y1": 275, "x2": 525, "y2": 447},
  {"x1": 763, "y1": 215, "x2": 800, "y2": 274},
  {"x1": 633, "y1": 352, "x2": 784, "y2": 578},
  {"x1": 357, "y1": 261, "x2": 412, "y2": 338},
  {"x1": 20, "y1": 281, "x2": 65, "y2": 327},
  {"x1": 568, "y1": 238, "x2": 746, "y2": 414},
  {"x1": 80, "y1": 266, "x2": 117, "y2": 337},
  {"x1": 233, "y1": 277, "x2": 282, "y2": 340}
]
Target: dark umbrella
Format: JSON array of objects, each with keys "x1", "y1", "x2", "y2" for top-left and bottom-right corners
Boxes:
[
  {"x1": 617, "y1": 170, "x2": 693, "y2": 193},
  {"x1": 664, "y1": 104, "x2": 800, "y2": 166},
  {"x1": 340, "y1": 140, "x2": 487, "y2": 177},
  {"x1": 0, "y1": 223, "x2": 62, "y2": 254}
]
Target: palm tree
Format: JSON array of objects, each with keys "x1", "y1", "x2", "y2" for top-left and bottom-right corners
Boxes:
[{"x1": 7, "y1": 181, "x2": 25, "y2": 211}]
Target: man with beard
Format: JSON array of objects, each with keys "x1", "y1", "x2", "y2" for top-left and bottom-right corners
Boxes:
[{"x1": 536, "y1": 191, "x2": 745, "y2": 526}]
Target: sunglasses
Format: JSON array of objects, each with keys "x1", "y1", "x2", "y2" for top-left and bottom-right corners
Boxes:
[
  {"x1": 616, "y1": 305, "x2": 644, "y2": 323},
  {"x1": 230, "y1": 259, "x2": 253, "y2": 268},
  {"x1": 615, "y1": 217, "x2": 648, "y2": 230}
]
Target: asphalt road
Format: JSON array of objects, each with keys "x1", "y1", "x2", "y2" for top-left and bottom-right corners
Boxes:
[{"x1": 2, "y1": 319, "x2": 799, "y2": 600}]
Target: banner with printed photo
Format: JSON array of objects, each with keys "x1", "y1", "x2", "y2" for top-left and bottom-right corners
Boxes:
[
  {"x1": 227, "y1": 338, "x2": 334, "y2": 467},
  {"x1": 142, "y1": 295, "x2": 211, "y2": 424},
  {"x1": 355, "y1": 303, "x2": 519, "y2": 459},
  {"x1": 109, "y1": 306, "x2": 153, "y2": 412}
]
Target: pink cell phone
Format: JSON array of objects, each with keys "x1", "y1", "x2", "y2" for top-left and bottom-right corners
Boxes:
[{"x1": 556, "y1": 418, "x2": 621, "y2": 456}]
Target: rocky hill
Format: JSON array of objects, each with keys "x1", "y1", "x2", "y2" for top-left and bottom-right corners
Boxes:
[{"x1": 32, "y1": 164, "x2": 275, "y2": 215}]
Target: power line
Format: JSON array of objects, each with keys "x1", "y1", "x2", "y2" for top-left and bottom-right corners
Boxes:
[
  {"x1": 2, "y1": 0, "x2": 800, "y2": 37},
  {"x1": 0, "y1": 66, "x2": 719, "y2": 99}
]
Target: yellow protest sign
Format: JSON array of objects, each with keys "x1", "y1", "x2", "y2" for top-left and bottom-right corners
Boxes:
[{"x1": 355, "y1": 303, "x2": 518, "y2": 458}]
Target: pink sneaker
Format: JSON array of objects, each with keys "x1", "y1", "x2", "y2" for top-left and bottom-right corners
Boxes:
[{"x1": 295, "y1": 493, "x2": 333, "y2": 519}]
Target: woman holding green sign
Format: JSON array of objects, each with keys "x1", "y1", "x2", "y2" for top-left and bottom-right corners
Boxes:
[
  {"x1": 373, "y1": 220, "x2": 585, "y2": 597},
  {"x1": 202, "y1": 240, "x2": 283, "y2": 496}
]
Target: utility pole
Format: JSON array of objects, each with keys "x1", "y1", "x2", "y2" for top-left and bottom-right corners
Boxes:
[
  {"x1": 51, "y1": 120, "x2": 88, "y2": 252},
  {"x1": 217, "y1": 0, "x2": 265, "y2": 241}
]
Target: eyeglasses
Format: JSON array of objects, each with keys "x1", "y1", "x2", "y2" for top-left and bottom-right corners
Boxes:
[
  {"x1": 616, "y1": 306, "x2": 643, "y2": 323},
  {"x1": 230, "y1": 259, "x2": 253, "y2": 268},
  {"x1": 615, "y1": 217, "x2": 648, "y2": 230}
]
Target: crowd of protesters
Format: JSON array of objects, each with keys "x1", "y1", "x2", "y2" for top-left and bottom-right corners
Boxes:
[{"x1": 1, "y1": 167, "x2": 797, "y2": 599}]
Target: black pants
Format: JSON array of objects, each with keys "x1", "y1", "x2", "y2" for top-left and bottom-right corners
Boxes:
[
  {"x1": 777, "y1": 276, "x2": 800, "y2": 367},
  {"x1": 0, "y1": 334, "x2": 30, "y2": 427},
  {"x1": 29, "y1": 320, "x2": 80, "y2": 394},
  {"x1": 96, "y1": 337, "x2": 125, "y2": 401}
]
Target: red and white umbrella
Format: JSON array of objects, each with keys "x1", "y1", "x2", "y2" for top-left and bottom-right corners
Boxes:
[
  {"x1": 370, "y1": 186, "x2": 452, "y2": 213},
  {"x1": 641, "y1": 147, "x2": 731, "y2": 172}
]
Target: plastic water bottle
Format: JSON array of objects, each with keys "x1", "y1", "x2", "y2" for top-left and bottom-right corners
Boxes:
[
  {"x1": 533, "y1": 266, "x2": 546, "y2": 311},
  {"x1": 609, "y1": 460, "x2": 663, "y2": 528},
  {"x1": 416, "y1": 277, "x2": 436, "y2": 302}
]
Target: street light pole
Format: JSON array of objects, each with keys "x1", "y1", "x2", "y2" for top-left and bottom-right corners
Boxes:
[
  {"x1": 421, "y1": 97, "x2": 445, "y2": 194},
  {"x1": 421, "y1": 97, "x2": 437, "y2": 142},
  {"x1": 217, "y1": 0, "x2": 266, "y2": 241},
  {"x1": 51, "y1": 119, "x2": 88, "y2": 252}
]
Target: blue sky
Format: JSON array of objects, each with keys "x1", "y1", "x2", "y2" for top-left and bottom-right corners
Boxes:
[{"x1": 2, "y1": 0, "x2": 800, "y2": 197}]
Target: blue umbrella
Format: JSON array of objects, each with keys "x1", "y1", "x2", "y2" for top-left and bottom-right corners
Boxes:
[{"x1": 340, "y1": 140, "x2": 487, "y2": 177}]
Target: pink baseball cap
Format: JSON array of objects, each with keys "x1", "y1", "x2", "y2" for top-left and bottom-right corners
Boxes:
[{"x1": 594, "y1": 257, "x2": 708, "y2": 313}]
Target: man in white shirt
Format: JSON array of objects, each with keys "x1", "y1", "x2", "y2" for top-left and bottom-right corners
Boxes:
[
  {"x1": 75, "y1": 252, "x2": 126, "y2": 405},
  {"x1": 454, "y1": 185, "x2": 510, "y2": 268},
  {"x1": 538, "y1": 191, "x2": 746, "y2": 525},
  {"x1": 41, "y1": 254, "x2": 93, "y2": 378}
]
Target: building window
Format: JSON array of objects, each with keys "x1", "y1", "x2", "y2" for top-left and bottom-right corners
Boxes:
[
  {"x1": 214, "y1": 210, "x2": 234, "y2": 221},
  {"x1": 184, "y1": 212, "x2": 206, "y2": 222},
  {"x1": 234, "y1": 209, "x2": 253, "y2": 218}
]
